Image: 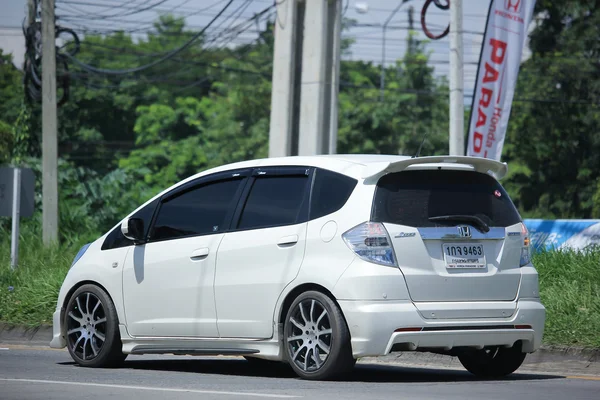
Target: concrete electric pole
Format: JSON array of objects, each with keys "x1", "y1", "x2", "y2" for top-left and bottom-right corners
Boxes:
[
  {"x1": 449, "y1": 0, "x2": 465, "y2": 156},
  {"x1": 268, "y1": 0, "x2": 300, "y2": 158},
  {"x1": 268, "y1": 0, "x2": 342, "y2": 157},
  {"x1": 298, "y1": 0, "x2": 341, "y2": 155},
  {"x1": 42, "y1": 0, "x2": 59, "y2": 244}
]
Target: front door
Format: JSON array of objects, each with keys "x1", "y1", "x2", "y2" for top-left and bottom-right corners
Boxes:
[
  {"x1": 215, "y1": 168, "x2": 311, "y2": 339},
  {"x1": 122, "y1": 175, "x2": 246, "y2": 338}
]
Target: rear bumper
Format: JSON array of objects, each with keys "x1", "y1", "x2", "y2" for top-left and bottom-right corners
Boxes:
[{"x1": 338, "y1": 299, "x2": 545, "y2": 358}]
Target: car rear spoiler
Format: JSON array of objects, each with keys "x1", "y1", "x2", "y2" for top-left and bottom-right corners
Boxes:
[{"x1": 361, "y1": 156, "x2": 508, "y2": 181}]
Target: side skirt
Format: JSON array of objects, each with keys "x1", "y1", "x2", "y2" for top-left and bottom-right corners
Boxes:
[{"x1": 118, "y1": 324, "x2": 284, "y2": 361}]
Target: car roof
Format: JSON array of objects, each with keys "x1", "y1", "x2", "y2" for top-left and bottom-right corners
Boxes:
[
  {"x1": 196, "y1": 154, "x2": 412, "y2": 178},
  {"x1": 119, "y1": 155, "x2": 405, "y2": 224}
]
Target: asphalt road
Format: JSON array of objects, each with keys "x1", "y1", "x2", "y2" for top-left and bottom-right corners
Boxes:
[{"x1": 1, "y1": 347, "x2": 599, "y2": 400}]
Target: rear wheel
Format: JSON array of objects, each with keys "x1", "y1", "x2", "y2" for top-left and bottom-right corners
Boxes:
[
  {"x1": 458, "y1": 342, "x2": 527, "y2": 378},
  {"x1": 283, "y1": 291, "x2": 355, "y2": 380},
  {"x1": 65, "y1": 284, "x2": 127, "y2": 368}
]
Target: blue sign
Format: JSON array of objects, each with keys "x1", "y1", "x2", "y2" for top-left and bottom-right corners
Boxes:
[{"x1": 524, "y1": 219, "x2": 600, "y2": 251}]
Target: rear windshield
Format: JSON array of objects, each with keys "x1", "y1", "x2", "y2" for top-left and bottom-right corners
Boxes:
[{"x1": 371, "y1": 170, "x2": 521, "y2": 228}]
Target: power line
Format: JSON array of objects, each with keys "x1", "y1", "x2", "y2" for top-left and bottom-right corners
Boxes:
[
  {"x1": 63, "y1": 0, "x2": 237, "y2": 75},
  {"x1": 58, "y1": 0, "x2": 171, "y2": 20},
  {"x1": 58, "y1": 0, "x2": 252, "y2": 37}
]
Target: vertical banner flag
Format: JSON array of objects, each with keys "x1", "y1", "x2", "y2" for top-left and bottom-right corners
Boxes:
[{"x1": 466, "y1": 0, "x2": 536, "y2": 160}]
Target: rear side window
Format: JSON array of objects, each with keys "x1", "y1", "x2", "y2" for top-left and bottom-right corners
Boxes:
[
  {"x1": 102, "y1": 199, "x2": 159, "y2": 251},
  {"x1": 372, "y1": 170, "x2": 521, "y2": 228},
  {"x1": 151, "y1": 178, "x2": 243, "y2": 241},
  {"x1": 238, "y1": 175, "x2": 309, "y2": 230},
  {"x1": 310, "y1": 169, "x2": 357, "y2": 219}
]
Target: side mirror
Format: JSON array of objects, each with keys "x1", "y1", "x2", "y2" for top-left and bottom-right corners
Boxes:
[{"x1": 121, "y1": 217, "x2": 145, "y2": 244}]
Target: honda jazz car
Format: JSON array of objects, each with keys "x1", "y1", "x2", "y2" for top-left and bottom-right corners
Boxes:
[{"x1": 50, "y1": 155, "x2": 545, "y2": 380}]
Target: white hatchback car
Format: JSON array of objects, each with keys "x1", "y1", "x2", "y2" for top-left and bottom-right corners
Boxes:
[{"x1": 51, "y1": 155, "x2": 545, "y2": 380}]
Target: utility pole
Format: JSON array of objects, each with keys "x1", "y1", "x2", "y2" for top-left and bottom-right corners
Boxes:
[
  {"x1": 42, "y1": 0, "x2": 59, "y2": 244},
  {"x1": 449, "y1": 0, "x2": 465, "y2": 156},
  {"x1": 268, "y1": 0, "x2": 342, "y2": 157},
  {"x1": 298, "y1": 0, "x2": 341, "y2": 155},
  {"x1": 268, "y1": 0, "x2": 299, "y2": 158},
  {"x1": 328, "y1": 0, "x2": 342, "y2": 155}
]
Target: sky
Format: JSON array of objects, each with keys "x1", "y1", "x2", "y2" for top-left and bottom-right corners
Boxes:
[{"x1": 0, "y1": 0, "x2": 493, "y2": 95}]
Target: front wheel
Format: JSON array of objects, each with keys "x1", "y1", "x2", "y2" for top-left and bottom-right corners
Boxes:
[
  {"x1": 458, "y1": 342, "x2": 527, "y2": 378},
  {"x1": 65, "y1": 284, "x2": 127, "y2": 368},
  {"x1": 283, "y1": 291, "x2": 355, "y2": 380}
]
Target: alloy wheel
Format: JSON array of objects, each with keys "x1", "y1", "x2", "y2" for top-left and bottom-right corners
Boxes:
[
  {"x1": 66, "y1": 292, "x2": 107, "y2": 361},
  {"x1": 286, "y1": 299, "x2": 332, "y2": 372}
]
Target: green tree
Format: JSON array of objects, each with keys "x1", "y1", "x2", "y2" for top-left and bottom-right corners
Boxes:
[
  {"x1": 504, "y1": 0, "x2": 600, "y2": 218},
  {"x1": 338, "y1": 33, "x2": 449, "y2": 156},
  {"x1": 0, "y1": 50, "x2": 24, "y2": 164}
]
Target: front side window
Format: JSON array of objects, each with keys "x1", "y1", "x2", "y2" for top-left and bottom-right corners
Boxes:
[
  {"x1": 151, "y1": 178, "x2": 243, "y2": 241},
  {"x1": 238, "y1": 175, "x2": 309, "y2": 230},
  {"x1": 101, "y1": 198, "x2": 159, "y2": 251}
]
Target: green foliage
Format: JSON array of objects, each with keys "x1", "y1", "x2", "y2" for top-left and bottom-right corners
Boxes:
[
  {"x1": 0, "y1": 223, "x2": 85, "y2": 326},
  {"x1": 503, "y1": 1, "x2": 600, "y2": 218},
  {"x1": 338, "y1": 39, "x2": 449, "y2": 156},
  {"x1": 535, "y1": 248, "x2": 600, "y2": 347},
  {"x1": 0, "y1": 120, "x2": 11, "y2": 164},
  {"x1": 593, "y1": 178, "x2": 600, "y2": 218}
]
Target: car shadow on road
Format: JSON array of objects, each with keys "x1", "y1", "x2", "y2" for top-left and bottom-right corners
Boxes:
[{"x1": 58, "y1": 357, "x2": 563, "y2": 383}]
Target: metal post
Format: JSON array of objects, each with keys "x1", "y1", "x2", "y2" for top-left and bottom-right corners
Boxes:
[
  {"x1": 380, "y1": 0, "x2": 408, "y2": 102},
  {"x1": 449, "y1": 0, "x2": 465, "y2": 155},
  {"x1": 328, "y1": 0, "x2": 342, "y2": 154},
  {"x1": 11, "y1": 168, "x2": 22, "y2": 270},
  {"x1": 380, "y1": 26, "x2": 386, "y2": 101},
  {"x1": 42, "y1": 0, "x2": 59, "y2": 244}
]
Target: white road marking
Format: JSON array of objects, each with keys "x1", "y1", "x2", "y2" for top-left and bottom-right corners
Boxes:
[
  {"x1": 0, "y1": 378, "x2": 301, "y2": 398},
  {"x1": 0, "y1": 348, "x2": 9, "y2": 351}
]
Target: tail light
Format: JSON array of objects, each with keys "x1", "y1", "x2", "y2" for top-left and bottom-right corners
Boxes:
[
  {"x1": 342, "y1": 222, "x2": 397, "y2": 267},
  {"x1": 520, "y1": 223, "x2": 531, "y2": 267}
]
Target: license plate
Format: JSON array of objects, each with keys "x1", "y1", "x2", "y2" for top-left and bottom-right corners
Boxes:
[{"x1": 443, "y1": 243, "x2": 486, "y2": 269}]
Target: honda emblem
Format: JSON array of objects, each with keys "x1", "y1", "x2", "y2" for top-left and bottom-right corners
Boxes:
[
  {"x1": 457, "y1": 226, "x2": 472, "y2": 238},
  {"x1": 505, "y1": 0, "x2": 522, "y2": 13}
]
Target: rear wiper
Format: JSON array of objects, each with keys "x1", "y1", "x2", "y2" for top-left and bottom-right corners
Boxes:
[{"x1": 428, "y1": 215, "x2": 490, "y2": 233}]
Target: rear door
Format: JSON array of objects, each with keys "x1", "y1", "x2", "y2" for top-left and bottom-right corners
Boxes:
[
  {"x1": 214, "y1": 167, "x2": 312, "y2": 339},
  {"x1": 372, "y1": 169, "x2": 523, "y2": 304}
]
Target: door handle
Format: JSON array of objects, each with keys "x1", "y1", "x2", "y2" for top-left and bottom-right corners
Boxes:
[
  {"x1": 277, "y1": 235, "x2": 299, "y2": 247},
  {"x1": 190, "y1": 247, "x2": 210, "y2": 261}
]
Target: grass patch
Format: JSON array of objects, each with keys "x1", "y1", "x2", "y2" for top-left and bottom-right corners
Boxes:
[
  {"x1": 535, "y1": 248, "x2": 600, "y2": 348},
  {"x1": 0, "y1": 224, "x2": 92, "y2": 326},
  {"x1": 1, "y1": 228, "x2": 599, "y2": 348}
]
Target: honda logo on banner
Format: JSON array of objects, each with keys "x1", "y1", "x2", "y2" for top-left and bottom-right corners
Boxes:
[
  {"x1": 505, "y1": 0, "x2": 522, "y2": 12},
  {"x1": 466, "y1": 0, "x2": 536, "y2": 161}
]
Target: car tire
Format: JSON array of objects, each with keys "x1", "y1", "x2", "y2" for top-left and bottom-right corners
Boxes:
[
  {"x1": 65, "y1": 284, "x2": 127, "y2": 368},
  {"x1": 283, "y1": 290, "x2": 355, "y2": 380},
  {"x1": 458, "y1": 342, "x2": 527, "y2": 378}
]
